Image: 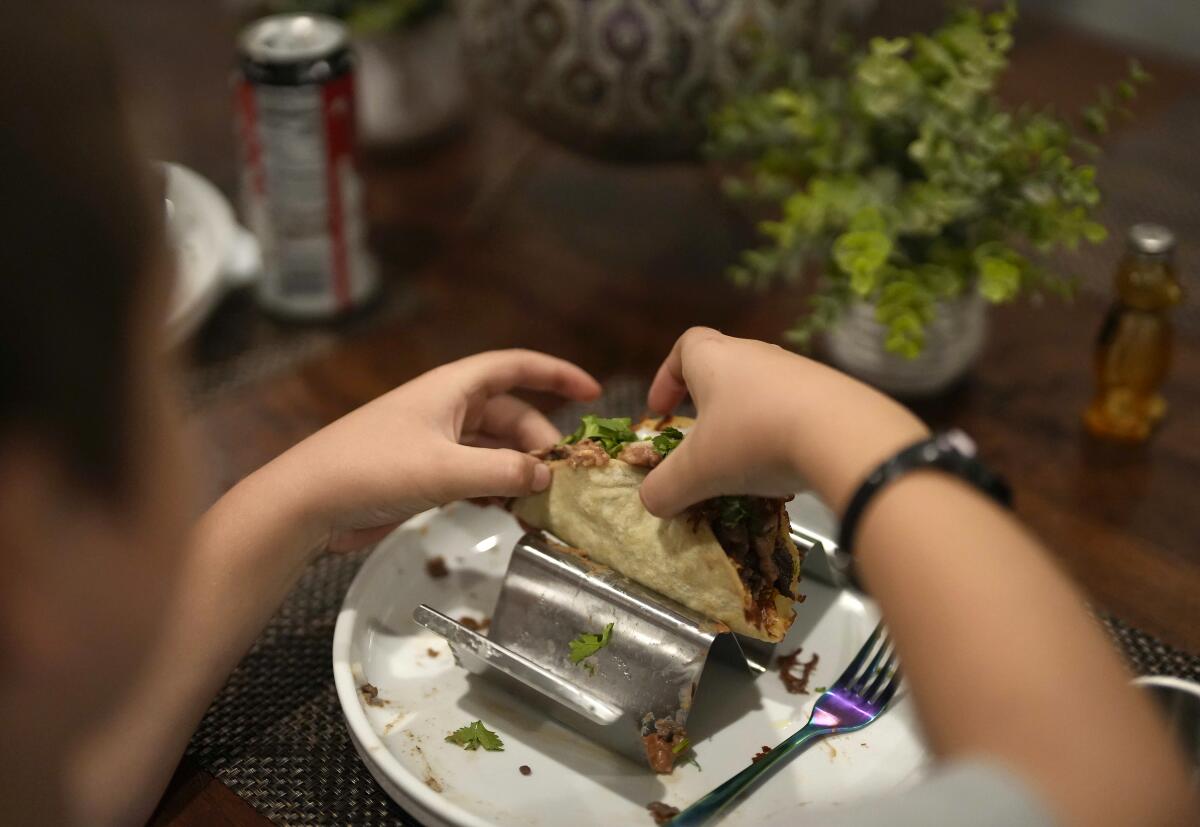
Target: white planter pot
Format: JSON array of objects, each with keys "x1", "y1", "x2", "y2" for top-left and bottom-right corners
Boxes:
[
  {"x1": 824, "y1": 293, "x2": 987, "y2": 397},
  {"x1": 354, "y1": 14, "x2": 468, "y2": 149}
]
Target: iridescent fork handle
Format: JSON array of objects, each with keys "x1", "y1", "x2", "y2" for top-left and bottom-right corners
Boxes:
[
  {"x1": 669, "y1": 622, "x2": 898, "y2": 826},
  {"x1": 668, "y1": 718, "x2": 841, "y2": 826}
]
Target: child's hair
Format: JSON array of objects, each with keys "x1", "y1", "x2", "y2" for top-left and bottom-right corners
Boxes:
[{"x1": 0, "y1": 1, "x2": 162, "y2": 492}]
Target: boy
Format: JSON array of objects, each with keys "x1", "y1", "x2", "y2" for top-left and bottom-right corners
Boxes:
[
  {"x1": 1, "y1": 3, "x2": 1195, "y2": 826},
  {"x1": 0, "y1": 5, "x2": 601, "y2": 823}
]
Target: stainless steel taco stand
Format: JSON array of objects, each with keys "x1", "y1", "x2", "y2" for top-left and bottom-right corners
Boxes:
[{"x1": 414, "y1": 522, "x2": 842, "y2": 769}]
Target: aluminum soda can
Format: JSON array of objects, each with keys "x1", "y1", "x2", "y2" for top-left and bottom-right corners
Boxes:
[{"x1": 235, "y1": 13, "x2": 377, "y2": 318}]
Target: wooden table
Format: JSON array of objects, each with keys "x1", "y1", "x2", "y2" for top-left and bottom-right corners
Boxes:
[{"x1": 115, "y1": 4, "x2": 1200, "y2": 824}]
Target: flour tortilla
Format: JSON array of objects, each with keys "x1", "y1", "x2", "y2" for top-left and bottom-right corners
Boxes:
[{"x1": 511, "y1": 417, "x2": 801, "y2": 641}]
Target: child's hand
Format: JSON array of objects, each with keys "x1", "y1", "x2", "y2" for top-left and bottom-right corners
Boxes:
[
  {"x1": 269, "y1": 350, "x2": 600, "y2": 554},
  {"x1": 639, "y1": 328, "x2": 927, "y2": 517}
]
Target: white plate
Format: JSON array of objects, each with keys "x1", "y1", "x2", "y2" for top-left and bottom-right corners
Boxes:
[{"x1": 333, "y1": 504, "x2": 930, "y2": 827}]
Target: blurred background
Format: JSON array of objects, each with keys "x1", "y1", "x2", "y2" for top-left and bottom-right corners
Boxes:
[
  {"x1": 108, "y1": 0, "x2": 1199, "y2": 401},
  {"x1": 1029, "y1": 0, "x2": 1200, "y2": 59}
]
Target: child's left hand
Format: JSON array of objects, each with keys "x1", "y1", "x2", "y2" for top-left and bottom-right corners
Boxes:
[{"x1": 258, "y1": 349, "x2": 600, "y2": 554}]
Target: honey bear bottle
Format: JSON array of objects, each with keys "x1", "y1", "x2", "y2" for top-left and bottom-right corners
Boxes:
[{"x1": 1084, "y1": 223, "x2": 1182, "y2": 441}]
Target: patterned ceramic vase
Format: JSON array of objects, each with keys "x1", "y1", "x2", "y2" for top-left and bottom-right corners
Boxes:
[
  {"x1": 824, "y1": 293, "x2": 988, "y2": 397},
  {"x1": 457, "y1": 0, "x2": 815, "y2": 160}
]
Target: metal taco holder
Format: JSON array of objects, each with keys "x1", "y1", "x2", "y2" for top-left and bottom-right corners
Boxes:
[{"x1": 413, "y1": 517, "x2": 848, "y2": 768}]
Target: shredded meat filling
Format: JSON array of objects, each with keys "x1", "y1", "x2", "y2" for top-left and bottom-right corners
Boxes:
[
  {"x1": 772, "y1": 535, "x2": 796, "y2": 597},
  {"x1": 531, "y1": 440, "x2": 610, "y2": 467},
  {"x1": 617, "y1": 440, "x2": 662, "y2": 469},
  {"x1": 565, "y1": 440, "x2": 609, "y2": 468},
  {"x1": 689, "y1": 497, "x2": 801, "y2": 622},
  {"x1": 752, "y1": 518, "x2": 780, "y2": 585},
  {"x1": 646, "y1": 802, "x2": 681, "y2": 824}
]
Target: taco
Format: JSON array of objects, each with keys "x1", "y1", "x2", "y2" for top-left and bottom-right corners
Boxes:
[{"x1": 511, "y1": 415, "x2": 803, "y2": 641}]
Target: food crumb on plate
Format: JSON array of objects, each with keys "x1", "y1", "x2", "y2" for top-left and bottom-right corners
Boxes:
[
  {"x1": 776, "y1": 647, "x2": 820, "y2": 694},
  {"x1": 752, "y1": 745, "x2": 772, "y2": 763},
  {"x1": 519, "y1": 765, "x2": 531, "y2": 776},
  {"x1": 646, "y1": 802, "x2": 680, "y2": 824},
  {"x1": 425, "y1": 556, "x2": 449, "y2": 578},
  {"x1": 360, "y1": 682, "x2": 387, "y2": 707},
  {"x1": 640, "y1": 714, "x2": 687, "y2": 773},
  {"x1": 459, "y1": 615, "x2": 491, "y2": 632},
  {"x1": 427, "y1": 648, "x2": 440, "y2": 658},
  {"x1": 383, "y1": 713, "x2": 406, "y2": 735}
]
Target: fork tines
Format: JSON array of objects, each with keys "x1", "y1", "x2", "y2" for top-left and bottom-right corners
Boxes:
[{"x1": 834, "y1": 622, "x2": 902, "y2": 708}]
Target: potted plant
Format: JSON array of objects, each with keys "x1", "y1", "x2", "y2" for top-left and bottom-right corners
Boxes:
[
  {"x1": 262, "y1": 0, "x2": 468, "y2": 149},
  {"x1": 707, "y1": 2, "x2": 1147, "y2": 395}
]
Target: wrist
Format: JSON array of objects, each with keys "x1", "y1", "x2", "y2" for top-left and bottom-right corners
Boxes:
[
  {"x1": 234, "y1": 453, "x2": 331, "y2": 564},
  {"x1": 837, "y1": 430, "x2": 1012, "y2": 559},
  {"x1": 786, "y1": 394, "x2": 929, "y2": 517}
]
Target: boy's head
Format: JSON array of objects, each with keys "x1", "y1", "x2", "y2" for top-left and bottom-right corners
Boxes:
[
  {"x1": 0, "y1": 11, "x2": 154, "y2": 493},
  {"x1": 0, "y1": 1, "x2": 193, "y2": 738}
]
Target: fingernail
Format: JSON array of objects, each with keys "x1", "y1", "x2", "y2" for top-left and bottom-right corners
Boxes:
[{"x1": 532, "y1": 462, "x2": 551, "y2": 492}]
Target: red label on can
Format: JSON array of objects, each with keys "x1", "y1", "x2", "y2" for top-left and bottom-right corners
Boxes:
[
  {"x1": 235, "y1": 66, "x2": 375, "y2": 319},
  {"x1": 236, "y1": 80, "x2": 266, "y2": 199}
]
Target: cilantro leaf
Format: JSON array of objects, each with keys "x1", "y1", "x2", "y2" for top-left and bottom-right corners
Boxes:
[
  {"x1": 673, "y1": 736, "x2": 700, "y2": 769},
  {"x1": 560, "y1": 415, "x2": 639, "y2": 458},
  {"x1": 651, "y1": 427, "x2": 685, "y2": 456},
  {"x1": 569, "y1": 622, "x2": 614, "y2": 664},
  {"x1": 561, "y1": 415, "x2": 632, "y2": 445},
  {"x1": 718, "y1": 496, "x2": 750, "y2": 528},
  {"x1": 445, "y1": 720, "x2": 504, "y2": 751}
]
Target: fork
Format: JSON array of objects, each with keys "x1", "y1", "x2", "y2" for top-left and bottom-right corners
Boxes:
[{"x1": 668, "y1": 622, "x2": 902, "y2": 826}]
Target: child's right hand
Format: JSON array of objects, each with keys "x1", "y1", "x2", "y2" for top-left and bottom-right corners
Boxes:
[{"x1": 640, "y1": 327, "x2": 928, "y2": 517}]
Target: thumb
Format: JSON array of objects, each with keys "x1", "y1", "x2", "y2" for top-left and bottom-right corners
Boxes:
[
  {"x1": 443, "y1": 446, "x2": 552, "y2": 500},
  {"x1": 639, "y1": 437, "x2": 723, "y2": 518}
]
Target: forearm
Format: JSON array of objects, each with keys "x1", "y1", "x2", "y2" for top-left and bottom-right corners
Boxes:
[
  {"x1": 644, "y1": 330, "x2": 1195, "y2": 823},
  {"x1": 67, "y1": 457, "x2": 322, "y2": 827},
  {"x1": 56, "y1": 349, "x2": 597, "y2": 826},
  {"x1": 851, "y1": 471, "x2": 1196, "y2": 826}
]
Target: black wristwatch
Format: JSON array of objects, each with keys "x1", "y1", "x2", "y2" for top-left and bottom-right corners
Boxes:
[{"x1": 835, "y1": 429, "x2": 1013, "y2": 570}]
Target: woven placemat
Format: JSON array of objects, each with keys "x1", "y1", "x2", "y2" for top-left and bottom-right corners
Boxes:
[{"x1": 186, "y1": 377, "x2": 1200, "y2": 826}]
